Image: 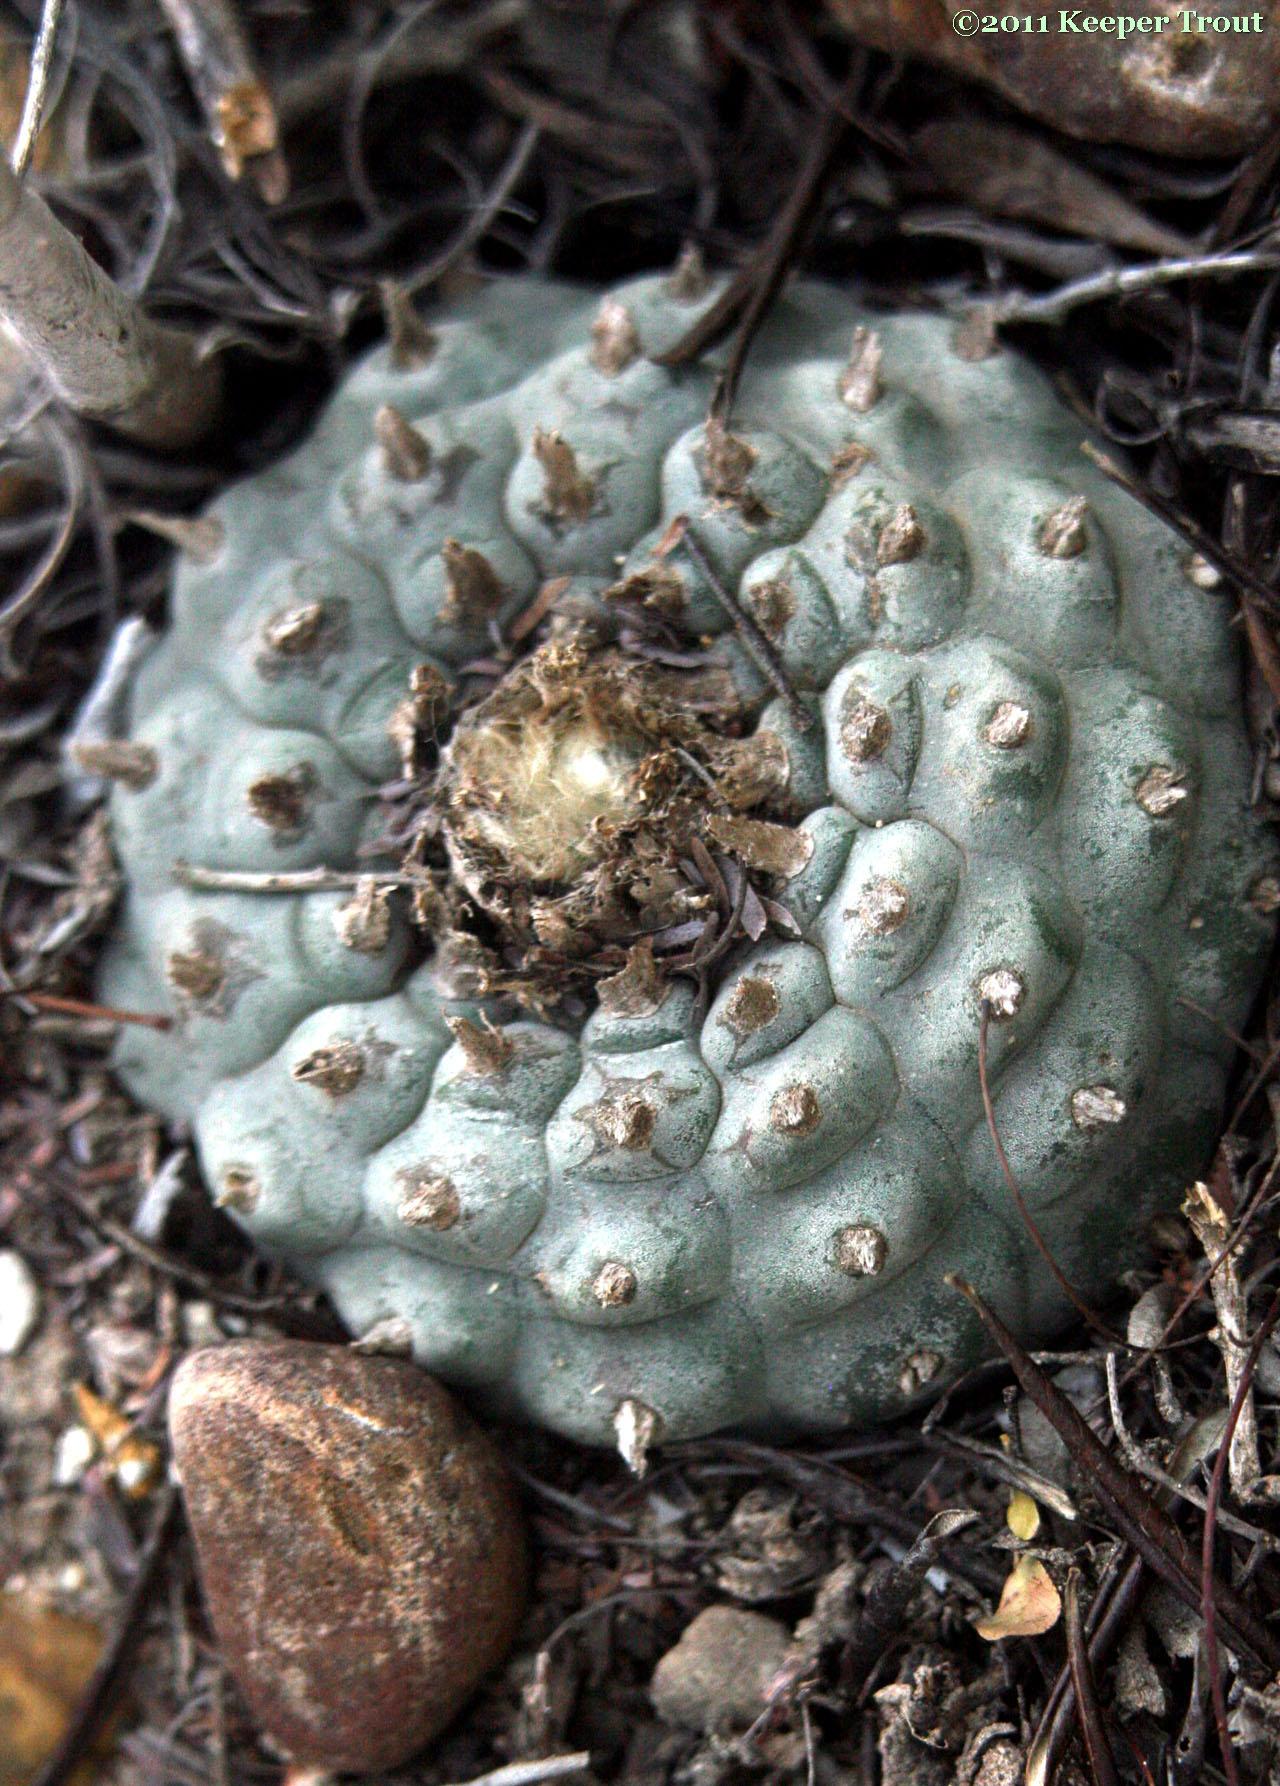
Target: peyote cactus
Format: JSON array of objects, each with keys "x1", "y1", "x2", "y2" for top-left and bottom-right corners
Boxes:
[{"x1": 99, "y1": 267, "x2": 1277, "y2": 1449}]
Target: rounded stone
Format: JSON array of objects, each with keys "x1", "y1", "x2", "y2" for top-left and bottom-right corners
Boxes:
[
  {"x1": 650, "y1": 1606, "x2": 792, "y2": 1733},
  {"x1": 168, "y1": 1340, "x2": 526, "y2": 1772},
  {"x1": 0, "y1": 1251, "x2": 40, "y2": 1356}
]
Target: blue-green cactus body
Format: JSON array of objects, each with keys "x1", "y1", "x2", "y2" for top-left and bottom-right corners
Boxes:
[{"x1": 100, "y1": 272, "x2": 1277, "y2": 1445}]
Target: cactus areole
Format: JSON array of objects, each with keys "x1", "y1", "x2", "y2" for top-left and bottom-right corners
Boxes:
[{"x1": 101, "y1": 271, "x2": 1277, "y2": 1447}]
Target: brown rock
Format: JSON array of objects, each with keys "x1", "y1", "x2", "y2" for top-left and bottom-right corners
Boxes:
[
  {"x1": 824, "y1": 0, "x2": 1280, "y2": 157},
  {"x1": 650, "y1": 1605, "x2": 792, "y2": 1733},
  {"x1": 168, "y1": 1341, "x2": 526, "y2": 1773}
]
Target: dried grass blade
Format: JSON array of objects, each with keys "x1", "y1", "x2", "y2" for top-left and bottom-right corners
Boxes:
[
  {"x1": 1202, "y1": 1284, "x2": 1280, "y2": 1786},
  {"x1": 1064, "y1": 1571, "x2": 1119, "y2": 1786}
]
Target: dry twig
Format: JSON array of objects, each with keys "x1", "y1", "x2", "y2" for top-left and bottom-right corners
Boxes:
[
  {"x1": 842, "y1": 1508, "x2": 977, "y2": 1691},
  {"x1": 6, "y1": 988, "x2": 173, "y2": 1030},
  {"x1": 669, "y1": 519, "x2": 812, "y2": 734},
  {"x1": 1064, "y1": 1571, "x2": 1119, "y2": 1786},
  {"x1": 156, "y1": 0, "x2": 287, "y2": 201},
  {"x1": 1201, "y1": 1286, "x2": 1280, "y2": 1786},
  {"x1": 977, "y1": 999, "x2": 1120, "y2": 1341},
  {"x1": 12, "y1": 0, "x2": 67, "y2": 178},
  {"x1": 1103, "y1": 1358, "x2": 1279, "y2": 1551},
  {"x1": 1183, "y1": 1181, "x2": 1264, "y2": 1499},
  {"x1": 172, "y1": 862, "x2": 420, "y2": 894},
  {"x1": 0, "y1": 156, "x2": 220, "y2": 445},
  {"x1": 985, "y1": 248, "x2": 1280, "y2": 328},
  {"x1": 444, "y1": 1755, "x2": 592, "y2": 1786}
]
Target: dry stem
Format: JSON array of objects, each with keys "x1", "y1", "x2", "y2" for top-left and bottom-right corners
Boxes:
[
  {"x1": 12, "y1": 0, "x2": 66, "y2": 178},
  {"x1": 1183, "y1": 1180, "x2": 1262, "y2": 1499},
  {"x1": 0, "y1": 158, "x2": 220, "y2": 445},
  {"x1": 157, "y1": 0, "x2": 287, "y2": 200}
]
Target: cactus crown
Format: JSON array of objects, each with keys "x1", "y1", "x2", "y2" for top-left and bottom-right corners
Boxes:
[{"x1": 425, "y1": 626, "x2": 782, "y2": 989}]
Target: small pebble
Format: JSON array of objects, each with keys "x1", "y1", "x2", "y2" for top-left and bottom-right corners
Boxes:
[
  {"x1": 52, "y1": 1426, "x2": 95, "y2": 1488},
  {"x1": 650, "y1": 1605, "x2": 792, "y2": 1733},
  {"x1": 131, "y1": 1149, "x2": 189, "y2": 1244},
  {"x1": 168, "y1": 1340, "x2": 526, "y2": 1773},
  {"x1": 0, "y1": 1251, "x2": 40, "y2": 1356},
  {"x1": 179, "y1": 1300, "x2": 224, "y2": 1350}
]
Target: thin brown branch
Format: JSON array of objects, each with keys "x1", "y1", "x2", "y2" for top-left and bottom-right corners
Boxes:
[
  {"x1": 672, "y1": 1438, "x2": 1005, "y2": 1596},
  {"x1": 1103, "y1": 1355, "x2": 1279, "y2": 1550},
  {"x1": 1184, "y1": 1181, "x2": 1263, "y2": 1496},
  {"x1": 172, "y1": 861, "x2": 419, "y2": 893},
  {"x1": 654, "y1": 79, "x2": 854, "y2": 383},
  {"x1": 668, "y1": 518, "x2": 813, "y2": 734},
  {"x1": 1064, "y1": 1571, "x2": 1119, "y2": 1786},
  {"x1": 39, "y1": 1171, "x2": 295, "y2": 1316},
  {"x1": 1214, "y1": 122, "x2": 1280, "y2": 245},
  {"x1": 402, "y1": 120, "x2": 540, "y2": 297},
  {"x1": 0, "y1": 410, "x2": 81, "y2": 674},
  {"x1": 9, "y1": 988, "x2": 173, "y2": 1030},
  {"x1": 923, "y1": 1429, "x2": 1077, "y2": 1522},
  {"x1": 709, "y1": 79, "x2": 855, "y2": 424},
  {"x1": 988, "y1": 248, "x2": 1280, "y2": 328},
  {"x1": 1026, "y1": 1551, "x2": 1145, "y2": 1786},
  {"x1": 443, "y1": 1755, "x2": 592, "y2": 1786},
  {"x1": 1080, "y1": 442, "x2": 1280, "y2": 701},
  {"x1": 13, "y1": 0, "x2": 67, "y2": 179},
  {"x1": 1114, "y1": 1148, "x2": 1279, "y2": 1404},
  {"x1": 841, "y1": 1508, "x2": 978, "y2": 1691}
]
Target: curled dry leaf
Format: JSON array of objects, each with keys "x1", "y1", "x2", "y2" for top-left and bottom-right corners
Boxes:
[
  {"x1": 72, "y1": 1383, "x2": 163, "y2": 1499},
  {"x1": 974, "y1": 1555, "x2": 1061, "y2": 1641}
]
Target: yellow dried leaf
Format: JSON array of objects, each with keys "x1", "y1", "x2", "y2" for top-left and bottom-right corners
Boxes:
[
  {"x1": 0, "y1": 1593, "x2": 108, "y2": 1786},
  {"x1": 72, "y1": 1383, "x2": 162, "y2": 1499},
  {"x1": 974, "y1": 1555, "x2": 1061, "y2": 1641},
  {"x1": 1006, "y1": 1490, "x2": 1041, "y2": 1541}
]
